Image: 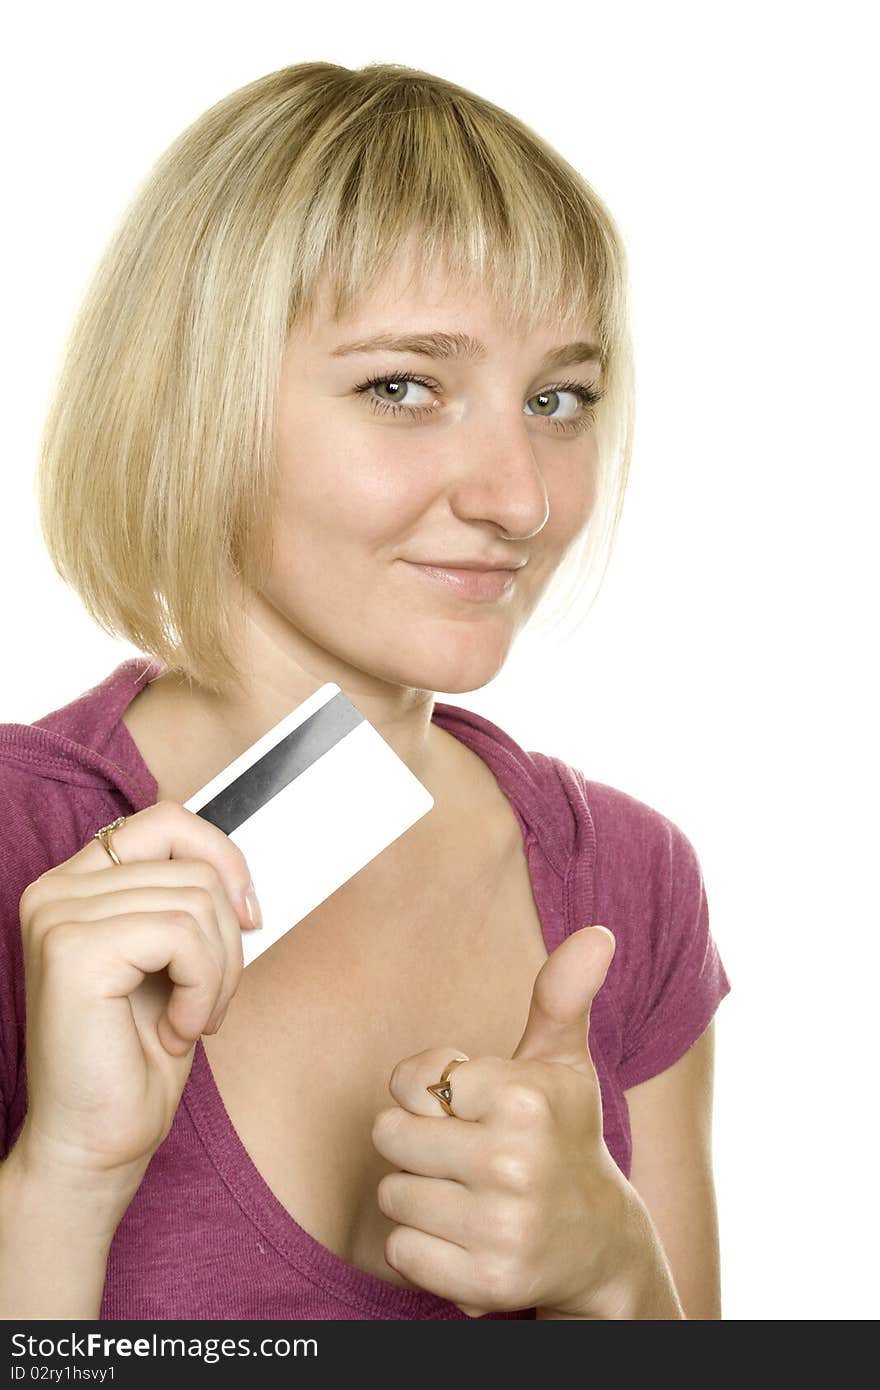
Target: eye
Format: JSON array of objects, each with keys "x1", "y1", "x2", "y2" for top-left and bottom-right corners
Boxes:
[
  {"x1": 369, "y1": 377, "x2": 433, "y2": 406},
  {"x1": 353, "y1": 371, "x2": 439, "y2": 418},
  {"x1": 524, "y1": 382, "x2": 605, "y2": 433},
  {"x1": 526, "y1": 388, "x2": 579, "y2": 421},
  {"x1": 352, "y1": 371, "x2": 605, "y2": 434}
]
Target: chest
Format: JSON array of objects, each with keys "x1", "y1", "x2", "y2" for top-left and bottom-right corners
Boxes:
[{"x1": 200, "y1": 836, "x2": 549, "y2": 1292}]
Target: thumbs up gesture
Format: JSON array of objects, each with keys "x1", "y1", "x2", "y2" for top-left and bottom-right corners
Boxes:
[{"x1": 371, "y1": 924, "x2": 638, "y2": 1318}]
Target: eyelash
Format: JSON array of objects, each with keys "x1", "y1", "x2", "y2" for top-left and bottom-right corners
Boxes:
[{"x1": 353, "y1": 370, "x2": 606, "y2": 434}]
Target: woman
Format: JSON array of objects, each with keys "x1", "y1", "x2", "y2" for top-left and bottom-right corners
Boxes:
[{"x1": 0, "y1": 60, "x2": 730, "y2": 1320}]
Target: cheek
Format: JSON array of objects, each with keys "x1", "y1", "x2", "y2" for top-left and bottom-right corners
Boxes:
[
  {"x1": 544, "y1": 445, "x2": 600, "y2": 548},
  {"x1": 272, "y1": 420, "x2": 428, "y2": 551}
]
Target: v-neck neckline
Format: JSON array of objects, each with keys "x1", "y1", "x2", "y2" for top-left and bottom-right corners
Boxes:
[{"x1": 108, "y1": 656, "x2": 566, "y2": 1317}]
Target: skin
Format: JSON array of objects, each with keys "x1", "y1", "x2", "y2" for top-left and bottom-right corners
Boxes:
[
  {"x1": 139, "y1": 246, "x2": 601, "y2": 808},
  {"x1": 372, "y1": 924, "x2": 650, "y2": 1318},
  {"x1": 125, "y1": 252, "x2": 683, "y2": 1317}
]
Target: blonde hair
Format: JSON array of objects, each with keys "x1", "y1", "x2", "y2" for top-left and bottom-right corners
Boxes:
[{"x1": 36, "y1": 60, "x2": 635, "y2": 698}]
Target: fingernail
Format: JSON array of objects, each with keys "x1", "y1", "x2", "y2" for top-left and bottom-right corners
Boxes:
[{"x1": 244, "y1": 882, "x2": 263, "y2": 930}]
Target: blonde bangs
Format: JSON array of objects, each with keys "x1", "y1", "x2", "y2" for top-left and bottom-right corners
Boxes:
[{"x1": 36, "y1": 60, "x2": 634, "y2": 695}]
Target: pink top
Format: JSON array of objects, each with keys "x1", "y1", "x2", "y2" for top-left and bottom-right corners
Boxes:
[{"x1": 0, "y1": 657, "x2": 731, "y2": 1319}]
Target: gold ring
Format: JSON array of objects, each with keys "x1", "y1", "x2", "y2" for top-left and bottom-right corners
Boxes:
[
  {"x1": 426, "y1": 1056, "x2": 468, "y2": 1117},
  {"x1": 94, "y1": 815, "x2": 127, "y2": 865}
]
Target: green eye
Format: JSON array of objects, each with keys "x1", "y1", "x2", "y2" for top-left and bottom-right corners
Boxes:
[
  {"x1": 524, "y1": 382, "x2": 606, "y2": 430},
  {"x1": 353, "y1": 371, "x2": 605, "y2": 433}
]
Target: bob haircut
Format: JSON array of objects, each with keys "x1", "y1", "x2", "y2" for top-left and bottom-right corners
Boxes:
[{"x1": 36, "y1": 60, "x2": 635, "y2": 699}]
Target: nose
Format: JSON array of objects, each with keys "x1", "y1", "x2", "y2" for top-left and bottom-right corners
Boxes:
[{"x1": 448, "y1": 414, "x2": 551, "y2": 541}]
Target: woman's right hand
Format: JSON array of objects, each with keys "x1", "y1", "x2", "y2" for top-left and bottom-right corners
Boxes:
[{"x1": 15, "y1": 800, "x2": 261, "y2": 1196}]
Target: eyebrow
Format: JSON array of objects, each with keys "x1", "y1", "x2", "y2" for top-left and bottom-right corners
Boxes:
[{"x1": 329, "y1": 331, "x2": 603, "y2": 372}]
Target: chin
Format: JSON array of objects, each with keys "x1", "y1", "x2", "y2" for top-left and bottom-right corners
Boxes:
[{"x1": 388, "y1": 628, "x2": 516, "y2": 696}]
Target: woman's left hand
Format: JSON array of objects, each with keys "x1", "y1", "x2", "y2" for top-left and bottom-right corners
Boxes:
[{"x1": 371, "y1": 924, "x2": 637, "y2": 1318}]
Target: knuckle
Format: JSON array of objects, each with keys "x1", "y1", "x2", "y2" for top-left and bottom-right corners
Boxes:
[
  {"x1": 181, "y1": 884, "x2": 216, "y2": 916},
  {"x1": 187, "y1": 859, "x2": 222, "y2": 891},
  {"x1": 19, "y1": 874, "x2": 57, "y2": 929},
  {"x1": 18, "y1": 885, "x2": 44, "y2": 934},
  {"x1": 17, "y1": 879, "x2": 39, "y2": 919},
  {"x1": 485, "y1": 1146, "x2": 534, "y2": 1195},
  {"x1": 494, "y1": 1082, "x2": 553, "y2": 1126},
  {"x1": 40, "y1": 920, "x2": 81, "y2": 965},
  {"x1": 167, "y1": 909, "x2": 203, "y2": 939},
  {"x1": 472, "y1": 1253, "x2": 517, "y2": 1305}
]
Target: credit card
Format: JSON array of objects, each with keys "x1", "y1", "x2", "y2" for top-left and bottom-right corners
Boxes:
[{"x1": 182, "y1": 683, "x2": 434, "y2": 966}]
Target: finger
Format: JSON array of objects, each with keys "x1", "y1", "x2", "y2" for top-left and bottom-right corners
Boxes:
[
  {"x1": 131, "y1": 863, "x2": 243, "y2": 1031},
  {"x1": 371, "y1": 1107, "x2": 484, "y2": 1183},
  {"x1": 377, "y1": 1172, "x2": 472, "y2": 1249},
  {"x1": 168, "y1": 866, "x2": 243, "y2": 1031},
  {"x1": 385, "y1": 1226, "x2": 509, "y2": 1315},
  {"x1": 126, "y1": 880, "x2": 235, "y2": 1035},
  {"x1": 32, "y1": 872, "x2": 239, "y2": 1035},
  {"x1": 390, "y1": 1049, "x2": 522, "y2": 1123},
  {"x1": 60, "y1": 912, "x2": 224, "y2": 1056},
  {"x1": 510, "y1": 925, "x2": 615, "y2": 1072},
  {"x1": 59, "y1": 800, "x2": 256, "y2": 933},
  {"x1": 160, "y1": 918, "x2": 225, "y2": 1053}
]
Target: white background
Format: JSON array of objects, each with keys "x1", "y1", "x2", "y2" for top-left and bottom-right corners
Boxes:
[{"x1": 2, "y1": 1, "x2": 877, "y2": 1319}]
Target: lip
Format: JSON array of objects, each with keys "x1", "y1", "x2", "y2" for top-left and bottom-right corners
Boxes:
[
  {"x1": 414, "y1": 558, "x2": 528, "y2": 572},
  {"x1": 404, "y1": 561, "x2": 519, "y2": 602}
]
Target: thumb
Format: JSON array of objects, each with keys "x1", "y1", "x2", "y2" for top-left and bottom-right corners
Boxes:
[{"x1": 510, "y1": 925, "x2": 616, "y2": 1071}]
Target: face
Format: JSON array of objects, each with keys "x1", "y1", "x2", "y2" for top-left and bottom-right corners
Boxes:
[{"x1": 254, "y1": 255, "x2": 601, "y2": 698}]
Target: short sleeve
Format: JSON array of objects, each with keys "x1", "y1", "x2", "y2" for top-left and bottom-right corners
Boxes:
[
  {"x1": 0, "y1": 751, "x2": 141, "y2": 1161},
  {"x1": 0, "y1": 760, "x2": 71, "y2": 1158},
  {"x1": 0, "y1": 769, "x2": 33, "y2": 1158},
  {"x1": 615, "y1": 814, "x2": 731, "y2": 1091},
  {"x1": 0, "y1": 903, "x2": 19, "y2": 1158}
]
